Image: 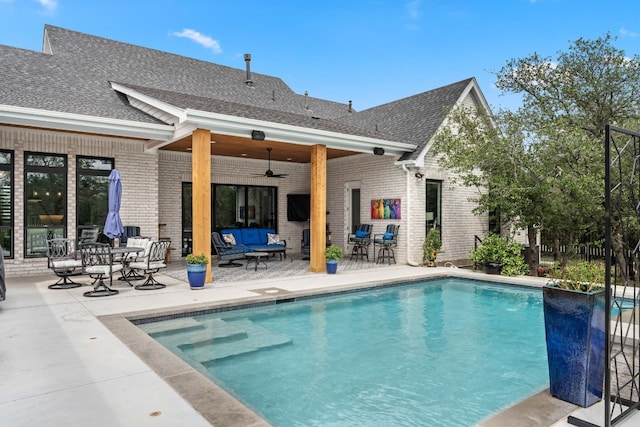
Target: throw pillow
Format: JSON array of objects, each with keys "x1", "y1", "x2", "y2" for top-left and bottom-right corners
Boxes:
[
  {"x1": 383, "y1": 232, "x2": 394, "y2": 240},
  {"x1": 355, "y1": 230, "x2": 367, "y2": 238},
  {"x1": 222, "y1": 233, "x2": 236, "y2": 245},
  {"x1": 267, "y1": 233, "x2": 280, "y2": 245}
]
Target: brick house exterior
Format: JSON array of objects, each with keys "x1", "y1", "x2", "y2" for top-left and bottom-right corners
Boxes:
[{"x1": 0, "y1": 25, "x2": 491, "y2": 278}]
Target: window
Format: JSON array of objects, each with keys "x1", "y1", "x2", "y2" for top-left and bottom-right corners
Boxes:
[
  {"x1": 25, "y1": 153, "x2": 67, "y2": 257},
  {"x1": 77, "y1": 157, "x2": 113, "y2": 238},
  {"x1": 0, "y1": 151, "x2": 13, "y2": 258},
  {"x1": 426, "y1": 179, "x2": 442, "y2": 237},
  {"x1": 181, "y1": 183, "x2": 278, "y2": 256}
]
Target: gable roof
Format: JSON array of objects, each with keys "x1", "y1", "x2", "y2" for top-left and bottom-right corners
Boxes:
[
  {"x1": 0, "y1": 25, "x2": 492, "y2": 161},
  {"x1": 336, "y1": 78, "x2": 488, "y2": 162}
]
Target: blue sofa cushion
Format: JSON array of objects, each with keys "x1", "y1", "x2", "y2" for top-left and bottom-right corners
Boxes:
[
  {"x1": 383, "y1": 232, "x2": 394, "y2": 240},
  {"x1": 220, "y1": 228, "x2": 285, "y2": 250},
  {"x1": 355, "y1": 230, "x2": 368, "y2": 238}
]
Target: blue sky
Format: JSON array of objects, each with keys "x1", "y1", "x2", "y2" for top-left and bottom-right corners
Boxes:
[{"x1": 0, "y1": 0, "x2": 639, "y2": 112}]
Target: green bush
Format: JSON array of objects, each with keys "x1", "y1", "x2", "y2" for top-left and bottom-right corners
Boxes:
[
  {"x1": 324, "y1": 244, "x2": 343, "y2": 260},
  {"x1": 547, "y1": 261, "x2": 605, "y2": 292},
  {"x1": 186, "y1": 253, "x2": 209, "y2": 265},
  {"x1": 470, "y1": 234, "x2": 528, "y2": 276}
]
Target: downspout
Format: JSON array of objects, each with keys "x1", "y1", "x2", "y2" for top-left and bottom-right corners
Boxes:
[{"x1": 402, "y1": 164, "x2": 422, "y2": 266}]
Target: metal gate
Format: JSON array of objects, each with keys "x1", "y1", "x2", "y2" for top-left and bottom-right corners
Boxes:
[{"x1": 573, "y1": 125, "x2": 640, "y2": 426}]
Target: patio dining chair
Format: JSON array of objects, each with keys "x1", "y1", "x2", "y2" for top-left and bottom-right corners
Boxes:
[
  {"x1": 373, "y1": 224, "x2": 400, "y2": 264},
  {"x1": 301, "y1": 228, "x2": 310, "y2": 260},
  {"x1": 211, "y1": 232, "x2": 246, "y2": 267},
  {"x1": 46, "y1": 238, "x2": 84, "y2": 289},
  {"x1": 80, "y1": 243, "x2": 123, "y2": 297},
  {"x1": 348, "y1": 224, "x2": 372, "y2": 261},
  {"x1": 128, "y1": 240, "x2": 171, "y2": 290}
]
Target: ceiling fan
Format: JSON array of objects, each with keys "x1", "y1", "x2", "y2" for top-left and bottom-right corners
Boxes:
[{"x1": 255, "y1": 147, "x2": 288, "y2": 178}]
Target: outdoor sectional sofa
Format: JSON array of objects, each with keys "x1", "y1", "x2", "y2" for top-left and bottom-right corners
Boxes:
[{"x1": 220, "y1": 228, "x2": 286, "y2": 251}]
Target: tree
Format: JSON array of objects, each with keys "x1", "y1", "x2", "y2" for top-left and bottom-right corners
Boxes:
[{"x1": 433, "y1": 33, "x2": 640, "y2": 272}]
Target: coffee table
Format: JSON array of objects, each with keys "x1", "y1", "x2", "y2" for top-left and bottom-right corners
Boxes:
[
  {"x1": 245, "y1": 252, "x2": 268, "y2": 271},
  {"x1": 253, "y1": 246, "x2": 292, "y2": 262}
]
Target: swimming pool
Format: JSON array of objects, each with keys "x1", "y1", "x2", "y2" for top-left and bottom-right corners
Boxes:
[{"x1": 139, "y1": 278, "x2": 548, "y2": 426}]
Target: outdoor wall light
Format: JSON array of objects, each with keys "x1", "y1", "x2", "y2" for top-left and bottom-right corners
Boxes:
[
  {"x1": 251, "y1": 130, "x2": 266, "y2": 141},
  {"x1": 415, "y1": 172, "x2": 424, "y2": 179},
  {"x1": 373, "y1": 147, "x2": 385, "y2": 155}
]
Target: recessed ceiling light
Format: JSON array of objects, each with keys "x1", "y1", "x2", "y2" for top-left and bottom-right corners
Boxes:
[
  {"x1": 286, "y1": 157, "x2": 292, "y2": 161},
  {"x1": 187, "y1": 147, "x2": 192, "y2": 151},
  {"x1": 241, "y1": 153, "x2": 247, "y2": 156}
]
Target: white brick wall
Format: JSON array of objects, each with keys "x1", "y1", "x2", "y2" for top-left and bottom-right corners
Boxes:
[{"x1": 1, "y1": 125, "x2": 488, "y2": 276}]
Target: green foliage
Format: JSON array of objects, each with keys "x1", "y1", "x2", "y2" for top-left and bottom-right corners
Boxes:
[
  {"x1": 547, "y1": 261, "x2": 605, "y2": 292},
  {"x1": 324, "y1": 244, "x2": 343, "y2": 261},
  {"x1": 433, "y1": 34, "x2": 640, "y2": 270},
  {"x1": 186, "y1": 253, "x2": 209, "y2": 265},
  {"x1": 470, "y1": 234, "x2": 529, "y2": 276},
  {"x1": 422, "y1": 228, "x2": 442, "y2": 263}
]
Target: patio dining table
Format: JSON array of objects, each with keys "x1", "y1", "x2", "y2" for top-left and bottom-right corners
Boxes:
[{"x1": 111, "y1": 246, "x2": 144, "y2": 285}]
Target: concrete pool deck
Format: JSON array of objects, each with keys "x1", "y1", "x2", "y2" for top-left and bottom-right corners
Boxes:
[{"x1": 1, "y1": 265, "x2": 637, "y2": 426}]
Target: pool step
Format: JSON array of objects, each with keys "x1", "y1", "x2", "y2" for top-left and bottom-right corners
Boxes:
[
  {"x1": 141, "y1": 318, "x2": 247, "y2": 345},
  {"x1": 183, "y1": 319, "x2": 292, "y2": 364}
]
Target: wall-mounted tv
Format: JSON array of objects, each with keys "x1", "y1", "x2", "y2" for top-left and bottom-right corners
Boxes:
[{"x1": 287, "y1": 194, "x2": 310, "y2": 222}]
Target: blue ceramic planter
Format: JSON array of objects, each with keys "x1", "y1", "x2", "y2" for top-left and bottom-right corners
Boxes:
[
  {"x1": 543, "y1": 285, "x2": 606, "y2": 407},
  {"x1": 186, "y1": 264, "x2": 207, "y2": 289},
  {"x1": 326, "y1": 260, "x2": 338, "y2": 274}
]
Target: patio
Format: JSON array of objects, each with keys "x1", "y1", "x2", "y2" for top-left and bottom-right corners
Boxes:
[{"x1": 0, "y1": 262, "x2": 635, "y2": 426}]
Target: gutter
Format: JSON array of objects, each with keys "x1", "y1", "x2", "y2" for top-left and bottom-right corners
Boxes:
[{"x1": 402, "y1": 164, "x2": 422, "y2": 266}]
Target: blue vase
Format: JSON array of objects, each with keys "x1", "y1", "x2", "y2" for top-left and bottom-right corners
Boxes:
[
  {"x1": 326, "y1": 260, "x2": 338, "y2": 274},
  {"x1": 186, "y1": 264, "x2": 207, "y2": 289},
  {"x1": 543, "y1": 285, "x2": 606, "y2": 407}
]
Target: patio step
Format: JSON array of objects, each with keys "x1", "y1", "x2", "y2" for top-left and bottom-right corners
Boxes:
[{"x1": 184, "y1": 319, "x2": 292, "y2": 364}]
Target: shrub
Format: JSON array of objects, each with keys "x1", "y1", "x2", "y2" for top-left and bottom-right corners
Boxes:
[
  {"x1": 470, "y1": 234, "x2": 528, "y2": 276},
  {"x1": 186, "y1": 253, "x2": 209, "y2": 265}
]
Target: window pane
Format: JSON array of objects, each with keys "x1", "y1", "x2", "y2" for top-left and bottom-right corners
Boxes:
[
  {"x1": 0, "y1": 171, "x2": 11, "y2": 227},
  {"x1": 25, "y1": 153, "x2": 66, "y2": 257},
  {"x1": 0, "y1": 152, "x2": 11, "y2": 165},
  {"x1": 77, "y1": 175, "x2": 109, "y2": 227},
  {"x1": 78, "y1": 158, "x2": 113, "y2": 171},
  {"x1": 26, "y1": 154, "x2": 65, "y2": 168},
  {"x1": 215, "y1": 185, "x2": 241, "y2": 229},
  {"x1": 426, "y1": 180, "x2": 441, "y2": 232}
]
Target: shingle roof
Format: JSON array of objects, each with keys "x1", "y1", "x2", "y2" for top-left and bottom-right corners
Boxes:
[
  {"x1": 118, "y1": 82, "x2": 405, "y2": 142},
  {"x1": 0, "y1": 25, "x2": 487, "y2": 161},
  {"x1": 335, "y1": 78, "x2": 475, "y2": 161}
]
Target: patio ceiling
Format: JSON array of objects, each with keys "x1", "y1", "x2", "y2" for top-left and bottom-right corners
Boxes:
[{"x1": 162, "y1": 133, "x2": 360, "y2": 163}]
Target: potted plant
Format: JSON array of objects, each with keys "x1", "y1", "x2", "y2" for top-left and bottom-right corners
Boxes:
[
  {"x1": 422, "y1": 228, "x2": 442, "y2": 267},
  {"x1": 186, "y1": 253, "x2": 209, "y2": 289},
  {"x1": 543, "y1": 261, "x2": 606, "y2": 407},
  {"x1": 469, "y1": 233, "x2": 528, "y2": 276},
  {"x1": 324, "y1": 244, "x2": 343, "y2": 274}
]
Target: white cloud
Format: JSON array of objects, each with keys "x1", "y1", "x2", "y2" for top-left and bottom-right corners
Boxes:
[
  {"x1": 35, "y1": 0, "x2": 58, "y2": 12},
  {"x1": 405, "y1": 0, "x2": 421, "y2": 20},
  {"x1": 620, "y1": 27, "x2": 639, "y2": 38},
  {"x1": 171, "y1": 29, "x2": 222, "y2": 54}
]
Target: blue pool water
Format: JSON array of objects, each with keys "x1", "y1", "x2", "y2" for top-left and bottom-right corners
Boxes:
[{"x1": 140, "y1": 278, "x2": 549, "y2": 426}]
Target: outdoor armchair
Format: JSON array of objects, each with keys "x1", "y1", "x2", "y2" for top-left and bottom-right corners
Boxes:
[
  {"x1": 80, "y1": 243, "x2": 123, "y2": 297},
  {"x1": 211, "y1": 232, "x2": 246, "y2": 267},
  {"x1": 128, "y1": 240, "x2": 171, "y2": 290},
  {"x1": 373, "y1": 224, "x2": 400, "y2": 264},
  {"x1": 348, "y1": 224, "x2": 373, "y2": 261},
  {"x1": 46, "y1": 238, "x2": 84, "y2": 289}
]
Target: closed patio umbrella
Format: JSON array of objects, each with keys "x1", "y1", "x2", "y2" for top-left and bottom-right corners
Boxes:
[{"x1": 103, "y1": 169, "x2": 124, "y2": 240}]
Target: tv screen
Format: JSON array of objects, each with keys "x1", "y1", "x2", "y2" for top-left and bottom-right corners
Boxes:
[{"x1": 287, "y1": 194, "x2": 310, "y2": 222}]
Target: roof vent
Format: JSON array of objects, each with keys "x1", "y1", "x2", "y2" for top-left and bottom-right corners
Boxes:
[
  {"x1": 348, "y1": 100, "x2": 352, "y2": 113},
  {"x1": 304, "y1": 91, "x2": 309, "y2": 109},
  {"x1": 244, "y1": 54, "x2": 253, "y2": 87}
]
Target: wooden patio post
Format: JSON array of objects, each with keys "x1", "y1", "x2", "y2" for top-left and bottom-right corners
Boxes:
[
  {"x1": 309, "y1": 144, "x2": 327, "y2": 272},
  {"x1": 192, "y1": 128, "x2": 212, "y2": 282}
]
